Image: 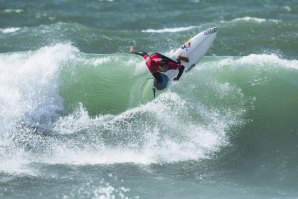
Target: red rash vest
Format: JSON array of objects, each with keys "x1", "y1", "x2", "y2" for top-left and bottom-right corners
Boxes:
[{"x1": 143, "y1": 53, "x2": 182, "y2": 73}]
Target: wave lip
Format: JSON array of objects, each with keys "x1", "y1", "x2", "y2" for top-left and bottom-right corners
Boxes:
[
  {"x1": 0, "y1": 43, "x2": 77, "y2": 129},
  {"x1": 237, "y1": 54, "x2": 298, "y2": 69}
]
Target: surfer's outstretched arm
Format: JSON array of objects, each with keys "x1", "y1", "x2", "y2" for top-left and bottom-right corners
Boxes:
[{"x1": 130, "y1": 47, "x2": 148, "y2": 57}]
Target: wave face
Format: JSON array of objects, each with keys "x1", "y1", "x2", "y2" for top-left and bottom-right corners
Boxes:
[
  {"x1": 1, "y1": 47, "x2": 298, "y2": 198},
  {"x1": 1, "y1": 45, "x2": 298, "y2": 177}
]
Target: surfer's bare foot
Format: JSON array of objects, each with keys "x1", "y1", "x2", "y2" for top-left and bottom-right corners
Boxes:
[{"x1": 178, "y1": 55, "x2": 189, "y2": 63}]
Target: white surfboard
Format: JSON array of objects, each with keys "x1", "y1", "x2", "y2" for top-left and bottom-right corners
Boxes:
[{"x1": 164, "y1": 27, "x2": 218, "y2": 79}]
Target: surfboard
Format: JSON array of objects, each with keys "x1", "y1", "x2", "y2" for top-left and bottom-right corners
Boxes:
[
  {"x1": 142, "y1": 27, "x2": 218, "y2": 100},
  {"x1": 164, "y1": 27, "x2": 218, "y2": 80}
]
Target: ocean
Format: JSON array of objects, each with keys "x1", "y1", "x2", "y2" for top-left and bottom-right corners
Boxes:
[{"x1": 1, "y1": 0, "x2": 298, "y2": 198}]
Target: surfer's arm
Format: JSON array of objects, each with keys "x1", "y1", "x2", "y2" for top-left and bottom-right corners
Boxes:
[
  {"x1": 130, "y1": 47, "x2": 148, "y2": 57},
  {"x1": 173, "y1": 65, "x2": 185, "y2": 81}
]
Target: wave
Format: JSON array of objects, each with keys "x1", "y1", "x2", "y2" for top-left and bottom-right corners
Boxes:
[
  {"x1": 0, "y1": 27, "x2": 21, "y2": 34},
  {"x1": 3, "y1": 9, "x2": 24, "y2": 14},
  {"x1": 142, "y1": 26, "x2": 196, "y2": 33},
  {"x1": 221, "y1": 16, "x2": 281, "y2": 24},
  {"x1": 1, "y1": 44, "x2": 298, "y2": 176}
]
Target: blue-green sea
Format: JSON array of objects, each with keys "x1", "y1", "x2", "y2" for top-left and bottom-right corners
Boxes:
[{"x1": 1, "y1": 0, "x2": 298, "y2": 198}]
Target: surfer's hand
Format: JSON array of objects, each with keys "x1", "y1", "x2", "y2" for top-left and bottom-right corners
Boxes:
[
  {"x1": 173, "y1": 77, "x2": 179, "y2": 81},
  {"x1": 130, "y1": 46, "x2": 135, "y2": 53}
]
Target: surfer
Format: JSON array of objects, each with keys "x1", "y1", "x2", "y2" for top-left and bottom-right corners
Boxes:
[{"x1": 130, "y1": 47, "x2": 188, "y2": 89}]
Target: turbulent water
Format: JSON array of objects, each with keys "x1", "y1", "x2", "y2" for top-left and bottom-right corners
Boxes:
[{"x1": 1, "y1": 0, "x2": 298, "y2": 198}]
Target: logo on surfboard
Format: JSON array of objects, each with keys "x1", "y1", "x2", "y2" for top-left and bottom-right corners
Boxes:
[
  {"x1": 204, "y1": 27, "x2": 217, "y2": 35},
  {"x1": 181, "y1": 40, "x2": 192, "y2": 51}
]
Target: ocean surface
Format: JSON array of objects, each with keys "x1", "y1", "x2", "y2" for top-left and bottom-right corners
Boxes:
[{"x1": 1, "y1": 0, "x2": 298, "y2": 198}]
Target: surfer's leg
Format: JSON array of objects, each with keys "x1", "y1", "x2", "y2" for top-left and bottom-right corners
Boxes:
[
  {"x1": 152, "y1": 72, "x2": 169, "y2": 90},
  {"x1": 152, "y1": 72, "x2": 163, "y2": 83},
  {"x1": 152, "y1": 72, "x2": 163, "y2": 90}
]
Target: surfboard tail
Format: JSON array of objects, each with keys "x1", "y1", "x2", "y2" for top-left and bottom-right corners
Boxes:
[{"x1": 152, "y1": 88, "x2": 156, "y2": 98}]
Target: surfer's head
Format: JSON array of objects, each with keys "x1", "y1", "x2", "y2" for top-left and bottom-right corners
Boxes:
[{"x1": 159, "y1": 59, "x2": 168, "y2": 72}]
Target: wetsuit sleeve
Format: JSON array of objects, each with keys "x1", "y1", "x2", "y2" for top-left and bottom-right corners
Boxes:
[
  {"x1": 175, "y1": 65, "x2": 185, "y2": 80},
  {"x1": 131, "y1": 51, "x2": 148, "y2": 57}
]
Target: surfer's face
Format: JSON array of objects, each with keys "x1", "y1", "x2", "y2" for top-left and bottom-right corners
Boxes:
[{"x1": 159, "y1": 65, "x2": 168, "y2": 72}]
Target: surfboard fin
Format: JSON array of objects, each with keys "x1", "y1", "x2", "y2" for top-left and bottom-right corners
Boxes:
[{"x1": 152, "y1": 88, "x2": 156, "y2": 98}]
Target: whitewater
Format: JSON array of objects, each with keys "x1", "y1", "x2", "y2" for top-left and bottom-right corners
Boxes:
[{"x1": 1, "y1": 43, "x2": 298, "y2": 198}]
